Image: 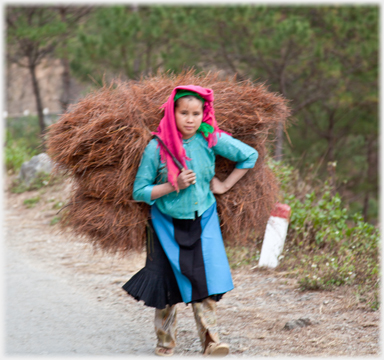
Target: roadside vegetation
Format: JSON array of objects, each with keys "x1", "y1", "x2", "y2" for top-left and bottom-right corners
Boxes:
[
  {"x1": 227, "y1": 160, "x2": 380, "y2": 311},
  {"x1": 270, "y1": 161, "x2": 380, "y2": 310},
  {"x1": 5, "y1": 115, "x2": 41, "y2": 173}
]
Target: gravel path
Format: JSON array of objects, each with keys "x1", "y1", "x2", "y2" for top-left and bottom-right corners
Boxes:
[
  {"x1": 3, "y1": 179, "x2": 381, "y2": 357},
  {"x1": 5, "y1": 246, "x2": 155, "y2": 355}
]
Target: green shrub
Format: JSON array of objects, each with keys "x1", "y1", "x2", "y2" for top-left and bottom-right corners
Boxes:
[
  {"x1": 6, "y1": 115, "x2": 42, "y2": 149},
  {"x1": 4, "y1": 131, "x2": 38, "y2": 172},
  {"x1": 268, "y1": 159, "x2": 380, "y2": 309},
  {"x1": 4, "y1": 114, "x2": 48, "y2": 172}
]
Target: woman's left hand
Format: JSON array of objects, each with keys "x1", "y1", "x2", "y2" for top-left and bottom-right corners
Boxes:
[
  {"x1": 210, "y1": 168, "x2": 249, "y2": 195},
  {"x1": 210, "y1": 177, "x2": 228, "y2": 195}
]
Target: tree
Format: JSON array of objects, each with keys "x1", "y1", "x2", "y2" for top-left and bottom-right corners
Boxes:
[
  {"x1": 54, "y1": 6, "x2": 93, "y2": 112},
  {"x1": 7, "y1": 6, "x2": 67, "y2": 136}
]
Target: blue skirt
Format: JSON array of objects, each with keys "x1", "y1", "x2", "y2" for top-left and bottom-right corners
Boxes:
[{"x1": 123, "y1": 202, "x2": 234, "y2": 308}]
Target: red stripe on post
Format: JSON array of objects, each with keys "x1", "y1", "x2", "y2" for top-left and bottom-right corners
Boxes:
[{"x1": 270, "y1": 202, "x2": 291, "y2": 219}]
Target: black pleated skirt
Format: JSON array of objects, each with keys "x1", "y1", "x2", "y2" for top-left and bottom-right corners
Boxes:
[
  {"x1": 122, "y1": 216, "x2": 224, "y2": 309},
  {"x1": 122, "y1": 218, "x2": 183, "y2": 309}
]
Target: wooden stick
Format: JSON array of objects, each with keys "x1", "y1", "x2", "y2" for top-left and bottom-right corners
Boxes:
[{"x1": 153, "y1": 134, "x2": 184, "y2": 171}]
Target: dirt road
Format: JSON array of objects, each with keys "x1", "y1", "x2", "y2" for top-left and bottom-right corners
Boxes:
[{"x1": 4, "y1": 178, "x2": 381, "y2": 356}]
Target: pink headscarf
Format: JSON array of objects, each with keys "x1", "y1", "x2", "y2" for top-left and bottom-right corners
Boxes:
[{"x1": 153, "y1": 85, "x2": 224, "y2": 189}]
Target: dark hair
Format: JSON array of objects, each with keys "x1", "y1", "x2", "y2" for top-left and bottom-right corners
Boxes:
[{"x1": 174, "y1": 95, "x2": 204, "y2": 109}]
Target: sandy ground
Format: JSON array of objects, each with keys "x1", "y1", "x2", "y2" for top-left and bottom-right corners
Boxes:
[{"x1": 3, "y1": 177, "x2": 381, "y2": 356}]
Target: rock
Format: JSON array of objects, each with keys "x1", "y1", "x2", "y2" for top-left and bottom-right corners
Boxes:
[
  {"x1": 18, "y1": 153, "x2": 53, "y2": 187},
  {"x1": 362, "y1": 323, "x2": 378, "y2": 328},
  {"x1": 283, "y1": 318, "x2": 312, "y2": 330}
]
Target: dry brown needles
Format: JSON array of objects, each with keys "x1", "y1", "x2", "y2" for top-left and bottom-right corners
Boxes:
[{"x1": 47, "y1": 70, "x2": 291, "y2": 255}]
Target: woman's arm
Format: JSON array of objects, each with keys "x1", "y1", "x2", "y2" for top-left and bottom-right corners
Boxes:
[
  {"x1": 210, "y1": 133, "x2": 258, "y2": 195},
  {"x1": 150, "y1": 182, "x2": 175, "y2": 200},
  {"x1": 132, "y1": 140, "x2": 161, "y2": 205},
  {"x1": 212, "y1": 133, "x2": 258, "y2": 169},
  {"x1": 210, "y1": 168, "x2": 249, "y2": 195}
]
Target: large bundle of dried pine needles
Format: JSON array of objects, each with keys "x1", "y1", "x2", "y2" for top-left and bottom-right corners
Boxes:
[{"x1": 47, "y1": 70, "x2": 290, "y2": 255}]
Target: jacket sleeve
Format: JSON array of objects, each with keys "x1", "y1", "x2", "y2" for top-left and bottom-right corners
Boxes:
[
  {"x1": 212, "y1": 132, "x2": 258, "y2": 169},
  {"x1": 132, "y1": 139, "x2": 160, "y2": 205}
]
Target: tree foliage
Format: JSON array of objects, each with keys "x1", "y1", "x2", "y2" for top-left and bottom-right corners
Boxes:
[
  {"x1": 175, "y1": 5, "x2": 378, "y2": 220},
  {"x1": 69, "y1": 6, "x2": 200, "y2": 82}
]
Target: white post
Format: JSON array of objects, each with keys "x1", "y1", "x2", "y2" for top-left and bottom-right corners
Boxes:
[{"x1": 258, "y1": 202, "x2": 291, "y2": 268}]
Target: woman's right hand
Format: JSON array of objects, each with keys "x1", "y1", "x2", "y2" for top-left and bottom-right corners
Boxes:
[{"x1": 177, "y1": 169, "x2": 196, "y2": 189}]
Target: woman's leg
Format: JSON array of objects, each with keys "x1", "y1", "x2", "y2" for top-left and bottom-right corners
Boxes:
[
  {"x1": 192, "y1": 297, "x2": 220, "y2": 349},
  {"x1": 154, "y1": 305, "x2": 177, "y2": 354},
  {"x1": 192, "y1": 297, "x2": 229, "y2": 356}
]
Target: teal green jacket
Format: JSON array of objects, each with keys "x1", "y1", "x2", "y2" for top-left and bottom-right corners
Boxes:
[{"x1": 133, "y1": 132, "x2": 258, "y2": 219}]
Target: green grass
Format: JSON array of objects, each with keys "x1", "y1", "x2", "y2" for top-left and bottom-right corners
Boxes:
[
  {"x1": 226, "y1": 246, "x2": 259, "y2": 269},
  {"x1": 52, "y1": 201, "x2": 64, "y2": 210},
  {"x1": 50, "y1": 216, "x2": 61, "y2": 226},
  {"x1": 23, "y1": 196, "x2": 40, "y2": 208}
]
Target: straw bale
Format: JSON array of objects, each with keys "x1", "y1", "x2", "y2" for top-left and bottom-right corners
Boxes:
[
  {"x1": 47, "y1": 69, "x2": 290, "y2": 254},
  {"x1": 60, "y1": 187, "x2": 149, "y2": 253}
]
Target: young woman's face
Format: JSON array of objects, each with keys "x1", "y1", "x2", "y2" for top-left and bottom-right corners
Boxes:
[{"x1": 175, "y1": 97, "x2": 204, "y2": 139}]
